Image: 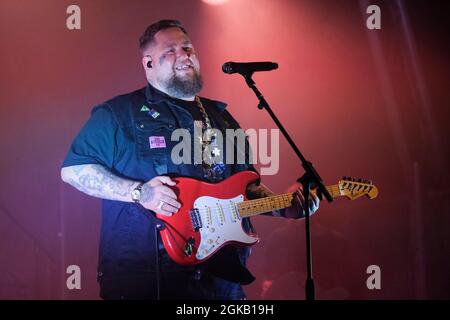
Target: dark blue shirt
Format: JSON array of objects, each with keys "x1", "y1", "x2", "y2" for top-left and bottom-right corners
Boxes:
[{"x1": 62, "y1": 84, "x2": 257, "y2": 299}]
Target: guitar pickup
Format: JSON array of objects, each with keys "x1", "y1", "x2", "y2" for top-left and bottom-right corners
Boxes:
[{"x1": 190, "y1": 208, "x2": 202, "y2": 231}]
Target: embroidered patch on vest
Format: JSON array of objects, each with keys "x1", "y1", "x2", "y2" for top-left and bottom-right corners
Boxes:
[
  {"x1": 140, "y1": 105, "x2": 150, "y2": 112},
  {"x1": 149, "y1": 136, "x2": 166, "y2": 149},
  {"x1": 148, "y1": 108, "x2": 160, "y2": 119}
]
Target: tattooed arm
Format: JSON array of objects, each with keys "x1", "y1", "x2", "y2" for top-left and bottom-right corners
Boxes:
[
  {"x1": 246, "y1": 182, "x2": 320, "y2": 219},
  {"x1": 61, "y1": 164, "x2": 180, "y2": 216},
  {"x1": 61, "y1": 164, "x2": 138, "y2": 202}
]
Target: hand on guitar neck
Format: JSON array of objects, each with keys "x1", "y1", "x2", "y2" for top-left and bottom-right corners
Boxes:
[{"x1": 246, "y1": 182, "x2": 320, "y2": 219}]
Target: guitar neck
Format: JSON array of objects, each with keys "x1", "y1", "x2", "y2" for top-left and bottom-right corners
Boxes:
[{"x1": 238, "y1": 184, "x2": 341, "y2": 218}]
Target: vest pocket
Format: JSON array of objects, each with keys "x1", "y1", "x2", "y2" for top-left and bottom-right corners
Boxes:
[
  {"x1": 134, "y1": 119, "x2": 175, "y2": 176},
  {"x1": 135, "y1": 120, "x2": 174, "y2": 158}
]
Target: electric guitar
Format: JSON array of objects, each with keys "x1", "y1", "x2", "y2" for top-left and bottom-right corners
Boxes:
[{"x1": 156, "y1": 170, "x2": 378, "y2": 266}]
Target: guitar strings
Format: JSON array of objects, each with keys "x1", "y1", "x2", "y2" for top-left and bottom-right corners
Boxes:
[{"x1": 187, "y1": 183, "x2": 362, "y2": 215}]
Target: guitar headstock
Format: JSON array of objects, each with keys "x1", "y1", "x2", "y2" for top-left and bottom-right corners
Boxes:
[{"x1": 338, "y1": 177, "x2": 379, "y2": 200}]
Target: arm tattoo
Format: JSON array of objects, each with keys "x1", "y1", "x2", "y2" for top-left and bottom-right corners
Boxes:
[
  {"x1": 139, "y1": 184, "x2": 155, "y2": 203},
  {"x1": 92, "y1": 165, "x2": 134, "y2": 198},
  {"x1": 63, "y1": 164, "x2": 138, "y2": 202},
  {"x1": 246, "y1": 183, "x2": 275, "y2": 200},
  {"x1": 79, "y1": 174, "x2": 103, "y2": 192}
]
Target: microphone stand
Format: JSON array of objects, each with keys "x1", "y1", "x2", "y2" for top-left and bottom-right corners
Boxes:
[{"x1": 241, "y1": 73, "x2": 334, "y2": 300}]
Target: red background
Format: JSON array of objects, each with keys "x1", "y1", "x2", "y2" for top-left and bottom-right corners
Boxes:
[{"x1": 0, "y1": 0, "x2": 449, "y2": 299}]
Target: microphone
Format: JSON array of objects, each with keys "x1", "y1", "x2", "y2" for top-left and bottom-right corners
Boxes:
[{"x1": 222, "y1": 61, "x2": 278, "y2": 75}]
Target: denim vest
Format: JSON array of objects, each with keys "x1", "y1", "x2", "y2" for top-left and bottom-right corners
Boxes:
[{"x1": 70, "y1": 85, "x2": 257, "y2": 284}]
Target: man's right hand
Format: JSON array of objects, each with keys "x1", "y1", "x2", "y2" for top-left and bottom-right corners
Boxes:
[{"x1": 139, "y1": 176, "x2": 181, "y2": 216}]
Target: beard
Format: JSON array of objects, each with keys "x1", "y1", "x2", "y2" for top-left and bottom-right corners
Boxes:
[{"x1": 159, "y1": 69, "x2": 203, "y2": 99}]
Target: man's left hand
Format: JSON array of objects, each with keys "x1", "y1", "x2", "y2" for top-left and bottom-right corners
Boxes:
[{"x1": 284, "y1": 187, "x2": 320, "y2": 219}]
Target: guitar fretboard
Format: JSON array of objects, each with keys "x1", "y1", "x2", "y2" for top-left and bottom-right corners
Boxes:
[{"x1": 238, "y1": 185, "x2": 341, "y2": 217}]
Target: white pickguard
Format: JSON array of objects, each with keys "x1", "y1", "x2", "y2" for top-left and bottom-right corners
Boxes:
[{"x1": 193, "y1": 194, "x2": 258, "y2": 261}]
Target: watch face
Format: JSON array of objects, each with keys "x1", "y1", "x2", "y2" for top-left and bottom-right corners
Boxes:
[{"x1": 131, "y1": 189, "x2": 140, "y2": 201}]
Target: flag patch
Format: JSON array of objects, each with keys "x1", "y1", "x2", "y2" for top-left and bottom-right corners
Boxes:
[{"x1": 148, "y1": 109, "x2": 160, "y2": 119}]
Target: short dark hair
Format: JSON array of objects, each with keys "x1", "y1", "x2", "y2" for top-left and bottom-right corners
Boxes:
[{"x1": 139, "y1": 19, "x2": 187, "y2": 51}]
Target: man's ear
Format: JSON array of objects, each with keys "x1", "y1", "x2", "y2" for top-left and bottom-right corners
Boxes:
[{"x1": 142, "y1": 55, "x2": 152, "y2": 69}]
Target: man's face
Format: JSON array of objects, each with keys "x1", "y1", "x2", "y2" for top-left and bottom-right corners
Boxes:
[{"x1": 144, "y1": 27, "x2": 202, "y2": 99}]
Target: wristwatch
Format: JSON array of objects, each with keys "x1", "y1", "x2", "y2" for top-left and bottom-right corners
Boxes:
[{"x1": 131, "y1": 183, "x2": 144, "y2": 203}]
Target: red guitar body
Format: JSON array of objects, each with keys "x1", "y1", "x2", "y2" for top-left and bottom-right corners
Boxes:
[{"x1": 156, "y1": 170, "x2": 260, "y2": 266}]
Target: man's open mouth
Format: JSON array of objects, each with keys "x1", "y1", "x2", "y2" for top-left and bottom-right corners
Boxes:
[{"x1": 175, "y1": 64, "x2": 193, "y2": 71}]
